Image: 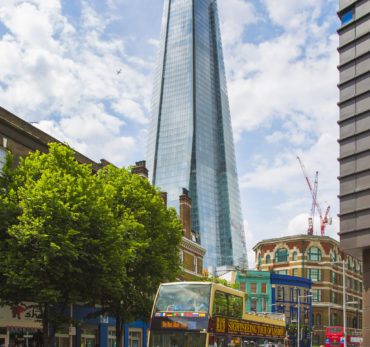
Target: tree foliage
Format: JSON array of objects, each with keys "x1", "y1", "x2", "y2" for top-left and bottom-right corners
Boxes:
[
  {"x1": 0, "y1": 144, "x2": 128, "y2": 346},
  {"x1": 94, "y1": 165, "x2": 183, "y2": 347},
  {"x1": 0, "y1": 143, "x2": 183, "y2": 347}
]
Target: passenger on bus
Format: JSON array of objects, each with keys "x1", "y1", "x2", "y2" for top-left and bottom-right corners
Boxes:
[{"x1": 195, "y1": 297, "x2": 207, "y2": 311}]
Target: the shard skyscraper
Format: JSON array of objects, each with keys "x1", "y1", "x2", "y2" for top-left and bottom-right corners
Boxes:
[{"x1": 146, "y1": 0, "x2": 247, "y2": 269}]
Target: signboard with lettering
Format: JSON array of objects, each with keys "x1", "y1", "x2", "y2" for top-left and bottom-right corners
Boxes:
[
  {"x1": 0, "y1": 305, "x2": 42, "y2": 327},
  {"x1": 150, "y1": 314, "x2": 209, "y2": 331},
  {"x1": 210, "y1": 316, "x2": 285, "y2": 339}
]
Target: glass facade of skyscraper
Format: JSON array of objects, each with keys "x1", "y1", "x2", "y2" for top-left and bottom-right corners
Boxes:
[{"x1": 146, "y1": 0, "x2": 246, "y2": 269}]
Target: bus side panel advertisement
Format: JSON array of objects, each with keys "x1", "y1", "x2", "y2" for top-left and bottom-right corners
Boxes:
[{"x1": 210, "y1": 316, "x2": 285, "y2": 339}]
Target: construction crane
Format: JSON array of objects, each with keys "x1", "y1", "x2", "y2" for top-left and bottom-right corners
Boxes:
[{"x1": 297, "y1": 156, "x2": 331, "y2": 236}]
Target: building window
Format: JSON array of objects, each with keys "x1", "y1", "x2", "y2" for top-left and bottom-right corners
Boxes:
[
  {"x1": 261, "y1": 282, "x2": 267, "y2": 294},
  {"x1": 347, "y1": 277, "x2": 351, "y2": 289},
  {"x1": 353, "y1": 261, "x2": 357, "y2": 273},
  {"x1": 353, "y1": 280, "x2": 357, "y2": 291},
  {"x1": 341, "y1": 8, "x2": 354, "y2": 25},
  {"x1": 179, "y1": 251, "x2": 183, "y2": 264},
  {"x1": 266, "y1": 254, "x2": 271, "y2": 264},
  {"x1": 258, "y1": 254, "x2": 261, "y2": 268},
  {"x1": 332, "y1": 291, "x2": 337, "y2": 304},
  {"x1": 308, "y1": 247, "x2": 321, "y2": 261},
  {"x1": 277, "y1": 287, "x2": 284, "y2": 301},
  {"x1": 108, "y1": 329, "x2": 117, "y2": 347},
  {"x1": 0, "y1": 147, "x2": 7, "y2": 171},
  {"x1": 276, "y1": 269, "x2": 288, "y2": 275},
  {"x1": 347, "y1": 258, "x2": 351, "y2": 270},
  {"x1": 315, "y1": 314, "x2": 322, "y2": 326},
  {"x1": 332, "y1": 313, "x2": 338, "y2": 326},
  {"x1": 250, "y1": 283, "x2": 257, "y2": 294},
  {"x1": 193, "y1": 257, "x2": 197, "y2": 272},
  {"x1": 275, "y1": 248, "x2": 288, "y2": 263},
  {"x1": 250, "y1": 298, "x2": 257, "y2": 312},
  {"x1": 332, "y1": 271, "x2": 337, "y2": 284},
  {"x1": 129, "y1": 329, "x2": 142, "y2": 347},
  {"x1": 240, "y1": 282, "x2": 246, "y2": 292},
  {"x1": 292, "y1": 251, "x2": 298, "y2": 261},
  {"x1": 360, "y1": 282, "x2": 362, "y2": 293},
  {"x1": 261, "y1": 299, "x2": 267, "y2": 312},
  {"x1": 292, "y1": 289, "x2": 297, "y2": 302},
  {"x1": 312, "y1": 289, "x2": 321, "y2": 302},
  {"x1": 360, "y1": 264, "x2": 362, "y2": 274},
  {"x1": 308, "y1": 268, "x2": 321, "y2": 282},
  {"x1": 331, "y1": 251, "x2": 337, "y2": 262},
  {"x1": 292, "y1": 268, "x2": 298, "y2": 277}
]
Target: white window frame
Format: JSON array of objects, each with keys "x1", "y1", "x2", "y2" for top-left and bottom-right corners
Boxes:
[{"x1": 0, "y1": 147, "x2": 7, "y2": 171}]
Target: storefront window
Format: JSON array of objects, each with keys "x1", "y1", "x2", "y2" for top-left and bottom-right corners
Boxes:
[
  {"x1": 129, "y1": 329, "x2": 142, "y2": 347},
  {"x1": 81, "y1": 327, "x2": 97, "y2": 347},
  {"x1": 250, "y1": 298, "x2": 257, "y2": 312},
  {"x1": 55, "y1": 327, "x2": 71, "y2": 347},
  {"x1": 108, "y1": 329, "x2": 117, "y2": 347}
]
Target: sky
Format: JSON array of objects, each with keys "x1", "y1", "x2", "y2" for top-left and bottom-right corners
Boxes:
[{"x1": 0, "y1": 0, "x2": 340, "y2": 268}]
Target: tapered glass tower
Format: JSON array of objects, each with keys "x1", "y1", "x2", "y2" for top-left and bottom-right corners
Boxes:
[{"x1": 146, "y1": 0, "x2": 247, "y2": 269}]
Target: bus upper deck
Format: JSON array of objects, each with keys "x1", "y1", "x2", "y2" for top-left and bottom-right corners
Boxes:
[{"x1": 148, "y1": 282, "x2": 286, "y2": 347}]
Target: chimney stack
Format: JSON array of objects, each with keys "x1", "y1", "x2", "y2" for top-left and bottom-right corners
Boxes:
[
  {"x1": 159, "y1": 191, "x2": 167, "y2": 207},
  {"x1": 179, "y1": 188, "x2": 192, "y2": 240},
  {"x1": 131, "y1": 160, "x2": 148, "y2": 179}
]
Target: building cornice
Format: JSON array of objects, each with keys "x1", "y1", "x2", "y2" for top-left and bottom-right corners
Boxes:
[
  {"x1": 253, "y1": 235, "x2": 339, "y2": 251},
  {"x1": 181, "y1": 237, "x2": 206, "y2": 256}
]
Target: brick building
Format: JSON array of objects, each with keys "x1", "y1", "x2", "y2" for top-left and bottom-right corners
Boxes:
[
  {"x1": 0, "y1": 106, "x2": 206, "y2": 347},
  {"x1": 253, "y1": 234, "x2": 363, "y2": 345},
  {"x1": 0, "y1": 106, "x2": 106, "y2": 172},
  {"x1": 177, "y1": 188, "x2": 206, "y2": 280}
]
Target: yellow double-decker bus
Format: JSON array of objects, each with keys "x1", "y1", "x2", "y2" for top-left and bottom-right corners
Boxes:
[{"x1": 147, "y1": 282, "x2": 286, "y2": 347}]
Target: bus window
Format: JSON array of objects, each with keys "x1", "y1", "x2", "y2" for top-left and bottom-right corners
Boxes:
[
  {"x1": 149, "y1": 331, "x2": 206, "y2": 347},
  {"x1": 213, "y1": 291, "x2": 243, "y2": 319},
  {"x1": 154, "y1": 284, "x2": 211, "y2": 313},
  {"x1": 229, "y1": 295, "x2": 243, "y2": 319},
  {"x1": 213, "y1": 291, "x2": 228, "y2": 316}
]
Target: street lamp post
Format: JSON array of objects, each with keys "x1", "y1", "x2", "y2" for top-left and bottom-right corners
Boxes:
[{"x1": 298, "y1": 294, "x2": 312, "y2": 347}]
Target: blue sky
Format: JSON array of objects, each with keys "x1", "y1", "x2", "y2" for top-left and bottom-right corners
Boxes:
[{"x1": 0, "y1": 0, "x2": 340, "y2": 267}]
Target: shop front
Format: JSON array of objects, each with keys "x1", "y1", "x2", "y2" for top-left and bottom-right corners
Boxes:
[{"x1": 0, "y1": 305, "x2": 42, "y2": 347}]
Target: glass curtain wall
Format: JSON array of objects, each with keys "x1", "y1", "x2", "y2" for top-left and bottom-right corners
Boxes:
[{"x1": 146, "y1": 0, "x2": 246, "y2": 268}]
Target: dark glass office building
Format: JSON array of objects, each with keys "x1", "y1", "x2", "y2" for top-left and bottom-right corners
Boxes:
[{"x1": 146, "y1": 0, "x2": 247, "y2": 268}]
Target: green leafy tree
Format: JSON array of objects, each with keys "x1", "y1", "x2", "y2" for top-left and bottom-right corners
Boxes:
[
  {"x1": 189, "y1": 274, "x2": 240, "y2": 290},
  {"x1": 94, "y1": 165, "x2": 183, "y2": 347},
  {"x1": 0, "y1": 144, "x2": 129, "y2": 347}
]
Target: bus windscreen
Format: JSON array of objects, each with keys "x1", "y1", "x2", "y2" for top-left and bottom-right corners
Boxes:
[{"x1": 155, "y1": 284, "x2": 211, "y2": 313}]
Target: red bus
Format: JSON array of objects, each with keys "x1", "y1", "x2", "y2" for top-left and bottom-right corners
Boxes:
[{"x1": 325, "y1": 327, "x2": 362, "y2": 347}]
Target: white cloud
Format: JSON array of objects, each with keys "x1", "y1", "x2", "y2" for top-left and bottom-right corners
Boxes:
[
  {"x1": 0, "y1": 0, "x2": 153, "y2": 167},
  {"x1": 243, "y1": 219, "x2": 256, "y2": 269},
  {"x1": 217, "y1": 0, "x2": 340, "y2": 245},
  {"x1": 218, "y1": 0, "x2": 259, "y2": 44}
]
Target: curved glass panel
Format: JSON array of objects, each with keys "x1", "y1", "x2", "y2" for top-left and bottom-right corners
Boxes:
[{"x1": 155, "y1": 284, "x2": 211, "y2": 313}]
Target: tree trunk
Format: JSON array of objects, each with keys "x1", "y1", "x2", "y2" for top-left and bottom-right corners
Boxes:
[
  {"x1": 42, "y1": 304, "x2": 50, "y2": 347},
  {"x1": 116, "y1": 316, "x2": 124, "y2": 347}
]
